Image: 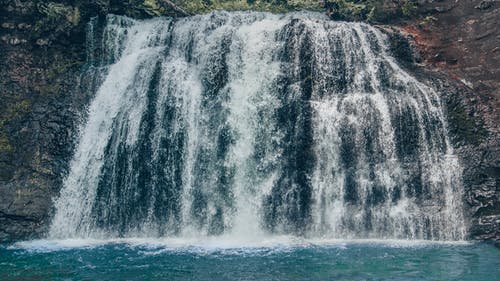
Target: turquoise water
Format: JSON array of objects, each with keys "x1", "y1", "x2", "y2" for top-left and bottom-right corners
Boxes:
[{"x1": 1, "y1": 239, "x2": 498, "y2": 280}]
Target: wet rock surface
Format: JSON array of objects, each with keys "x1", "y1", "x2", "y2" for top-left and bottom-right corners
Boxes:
[
  {"x1": 394, "y1": 0, "x2": 499, "y2": 246},
  {"x1": 0, "y1": 0, "x2": 91, "y2": 242}
]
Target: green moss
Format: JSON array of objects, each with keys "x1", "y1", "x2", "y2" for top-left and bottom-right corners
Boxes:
[
  {"x1": 326, "y1": 0, "x2": 421, "y2": 23},
  {"x1": 142, "y1": 0, "x2": 323, "y2": 15},
  {"x1": 36, "y1": 84, "x2": 62, "y2": 96},
  {"x1": 0, "y1": 101, "x2": 31, "y2": 125},
  {"x1": 0, "y1": 134, "x2": 13, "y2": 152},
  {"x1": 420, "y1": 15, "x2": 437, "y2": 25},
  {"x1": 326, "y1": 0, "x2": 368, "y2": 21},
  {"x1": 67, "y1": 7, "x2": 81, "y2": 26},
  {"x1": 35, "y1": 2, "x2": 80, "y2": 33},
  {"x1": 36, "y1": 60, "x2": 83, "y2": 96},
  {"x1": 366, "y1": 2, "x2": 398, "y2": 23},
  {"x1": 447, "y1": 103, "x2": 488, "y2": 145},
  {"x1": 143, "y1": 0, "x2": 167, "y2": 16},
  {"x1": 401, "y1": 1, "x2": 417, "y2": 17},
  {"x1": 47, "y1": 60, "x2": 83, "y2": 80},
  {"x1": 388, "y1": 31, "x2": 414, "y2": 65},
  {"x1": 0, "y1": 100, "x2": 32, "y2": 153}
]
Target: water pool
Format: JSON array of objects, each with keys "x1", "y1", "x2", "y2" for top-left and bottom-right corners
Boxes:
[{"x1": 1, "y1": 238, "x2": 498, "y2": 280}]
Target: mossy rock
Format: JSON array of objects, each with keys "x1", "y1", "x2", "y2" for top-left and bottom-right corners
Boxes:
[
  {"x1": 401, "y1": 1, "x2": 417, "y2": 17},
  {"x1": 387, "y1": 30, "x2": 415, "y2": 66},
  {"x1": 0, "y1": 100, "x2": 32, "y2": 154},
  {"x1": 142, "y1": 0, "x2": 168, "y2": 16},
  {"x1": 446, "y1": 99, "x2": 488, "y2": 146},
  {"x1": 0, "y1": 134, "x2": 13, "y2": 153},
  {"x1": 325, "y1": 0, "x2": 420, "y2": 23},
  {"x1": 325, "y1": 0, "x2": 368, "y2": 21},
  {"x1": 34, "y1": 2, "x2": 81, "y2": 36},
  {"x1": 176, "y1": 0, "x2": 323, "y2": 14}
]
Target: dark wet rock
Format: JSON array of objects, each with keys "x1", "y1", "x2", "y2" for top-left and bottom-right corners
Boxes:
[
  {"x1": 475, "y1": 0, "x2": 495, "y2": 10},
  {"x1": 0, "y1": 0, "x2": 92, "y2": 242},
  {"x1": 392, "y1": 0, "x2": 499, "y2": 246},
  {"x1": 383, "y1": 16, "x2": 498, "y2": 246}
]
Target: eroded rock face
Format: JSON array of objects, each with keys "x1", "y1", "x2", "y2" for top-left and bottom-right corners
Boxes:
[
  {"x1": 0, "y1": 0, "x2": 90, "y2": 242},
  {"x1": 393, "y1": 0, "x2": 499, "y2": 246},
  {"x1": 386, "y1": 22, "x2": 498, "y2": 246},
  {"x1": 444, "y1": 82, "x2": 498, "y2": 246}
]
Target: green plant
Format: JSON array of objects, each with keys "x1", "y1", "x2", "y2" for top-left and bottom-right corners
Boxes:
[
  {"x1": 143, "y1": 0, "x2": 167, "y2": 16},
  {"x1": 326, "y1": 0, "x2": 368, "y2": 21},
  {"x1": 402, "y1": 1, "x2": 417, "y2": 17},
  {"x1": 35, "y1": 2, "x2": 80, "y2": 33}
]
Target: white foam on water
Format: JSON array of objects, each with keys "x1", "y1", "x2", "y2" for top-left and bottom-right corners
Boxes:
[{"x1": 9, "y1": 237, "x2": 471, "y2": 254}]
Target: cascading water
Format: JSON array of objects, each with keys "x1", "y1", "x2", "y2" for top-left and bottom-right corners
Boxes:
[{"x1": 49, "y1": 11, "x2": 466, "y2": 241}]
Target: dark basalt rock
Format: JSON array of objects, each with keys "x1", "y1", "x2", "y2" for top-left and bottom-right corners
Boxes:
[
  {"x1": 475, "y1": 0, "x2": 495, "y2": 10},
  {"x1": 390, "y1": 28, "x2": 499, "y2": 245},
  {"x1": 0, "y1": 0, "x2": 93, "y2": 242}
]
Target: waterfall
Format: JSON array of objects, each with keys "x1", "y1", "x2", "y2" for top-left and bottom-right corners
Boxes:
[{"x1": 49, "y1": 11, "x2": 466, "y2": 241}]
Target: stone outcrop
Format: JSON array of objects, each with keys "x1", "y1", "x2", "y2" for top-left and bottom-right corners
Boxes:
[
  {"x1": 1, "y1": 0, "x2": 84, "y2": 241},
  {"x1": 395, "y1": 0, "x2": 499, "y2": 246}
]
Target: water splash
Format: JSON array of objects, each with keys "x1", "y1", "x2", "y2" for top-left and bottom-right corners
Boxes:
[{"x1": 50, "y1": 11, "x2": 466, "y2": 241}]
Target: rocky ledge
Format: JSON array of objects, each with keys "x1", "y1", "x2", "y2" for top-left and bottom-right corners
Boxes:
[{"x1": 396, "y1": 0, "x2": 499, "y2": 246}]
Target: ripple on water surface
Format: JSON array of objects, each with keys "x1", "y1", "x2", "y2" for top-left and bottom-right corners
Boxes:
[{"x1": 1, "y1": 238, "x2": 499, "y2": 281}]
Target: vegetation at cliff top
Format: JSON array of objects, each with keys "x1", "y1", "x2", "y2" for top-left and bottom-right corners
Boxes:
[
  {"x1": 151, "y1": 0, "x2": 420, "y2": 21},
  {"x1": 138, "y1": 0, "x2": 325, "y2": 16},
  {"x1": 32, "y1": 0, "x2": 422, "y2": 23},
  {"x1": 170, "y1": 0, "x2": 324, "y2": 14}
]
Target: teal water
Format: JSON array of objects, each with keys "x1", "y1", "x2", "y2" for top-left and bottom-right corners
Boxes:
[{"x1": 1, "y1": 239, "x2": 498, "y2": 280}]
